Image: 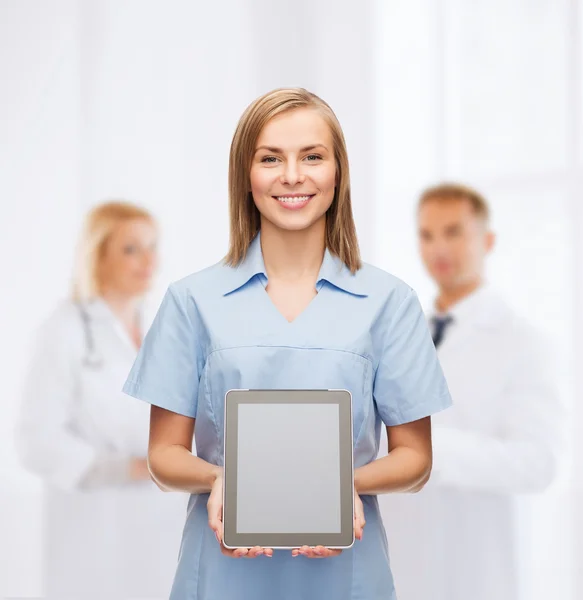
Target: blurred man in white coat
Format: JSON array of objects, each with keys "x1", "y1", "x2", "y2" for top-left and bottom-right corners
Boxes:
[{"x1": 382, "y1": 183, "x2": 563, "y2": 600}]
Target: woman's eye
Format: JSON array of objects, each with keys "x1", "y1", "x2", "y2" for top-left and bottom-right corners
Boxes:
[
  {"x1": 261, "y1": 156, "x2": 279, "y2": 163},
  {"x1": 305, "y1": 154, "x2": 322, "y2": 162},
  {"x1": 123, "y1": 245, "x2": 138, "y2": 255}
]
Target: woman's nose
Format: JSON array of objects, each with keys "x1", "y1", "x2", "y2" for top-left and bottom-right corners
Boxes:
[{"x1": 280, "y1": 162, "x2": 305, "y2": 186}]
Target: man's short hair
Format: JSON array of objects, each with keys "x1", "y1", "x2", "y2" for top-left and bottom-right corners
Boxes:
[{"x1": 418, "y1": 183, "x2": 490, "y2": 223}]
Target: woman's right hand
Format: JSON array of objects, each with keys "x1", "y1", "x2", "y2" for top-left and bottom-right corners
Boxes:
[
  {"x1": 207, "y1": 470, "x2": 274, "y2": 558},
  {"x1": 290, "y1": 487, "x2": 365, "y2": 558}
]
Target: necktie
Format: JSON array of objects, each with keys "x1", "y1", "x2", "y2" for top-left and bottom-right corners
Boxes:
[{"x1": 431, "y1": 315, "x2": 453, "y2": 348}]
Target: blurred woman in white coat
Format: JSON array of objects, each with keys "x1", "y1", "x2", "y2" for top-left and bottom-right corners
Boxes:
[
  {"x1": 17, "y1": 201, "x2": 187, "y2": 599},
  {"x1": 381, "y1": 184, "x2": 564, "y2": 600}
]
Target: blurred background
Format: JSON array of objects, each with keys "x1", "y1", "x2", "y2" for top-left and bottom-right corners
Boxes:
[{"x1": 0, "y1": 0, "x2": 580, "y2": 597}]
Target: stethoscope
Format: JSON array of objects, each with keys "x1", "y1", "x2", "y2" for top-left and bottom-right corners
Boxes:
[{"x1": 76, "y1": 302, "x2": 104, "y2": 369}]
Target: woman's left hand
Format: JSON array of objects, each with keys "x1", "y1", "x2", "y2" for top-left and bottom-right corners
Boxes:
[{"x1": 290, "y1": 488, "x2": 365, "y2": 558}]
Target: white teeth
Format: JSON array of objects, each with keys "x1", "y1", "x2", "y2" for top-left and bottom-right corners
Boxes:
[{"x1": 276, "y1": 195, "x2": 311, "y2": 203}]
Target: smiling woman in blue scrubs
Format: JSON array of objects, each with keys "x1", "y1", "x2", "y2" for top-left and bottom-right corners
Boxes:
[{"x1": 123, "y1": 87, "x2": 452, "y2": 600}]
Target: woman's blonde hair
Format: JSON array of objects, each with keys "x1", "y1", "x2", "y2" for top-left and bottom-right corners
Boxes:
[
  {"x1": 225, "y1": 87, "x2": 361, "y2": 273},
  {"x1": 71, "y1": 201, "x2": 155, "y2": 302}
]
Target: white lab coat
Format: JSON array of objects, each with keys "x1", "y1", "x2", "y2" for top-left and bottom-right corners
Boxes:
[
  {"x1": 381, "y1": 285, "x2": 563, "y2": 600},
  {"x1": 17, "y1": 298, "x2": 188, "y2": 599}
]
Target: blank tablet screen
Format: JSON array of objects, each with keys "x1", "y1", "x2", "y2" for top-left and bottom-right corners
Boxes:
[{"x1": 236, "y1": 403, "x2": 341, "y2": 534}]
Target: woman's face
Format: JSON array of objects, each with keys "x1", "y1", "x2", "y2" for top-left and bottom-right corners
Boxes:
[
  {"x1": 99, "y1": 218, "x2": 158, "y2": 297},
  {"x1": 249, "y1": 107, "x2": 336, "y2": 233}
]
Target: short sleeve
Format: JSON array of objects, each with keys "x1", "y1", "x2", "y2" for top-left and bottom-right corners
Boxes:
[
  {"x1": 373, "y1": 288, "x2": 452, "y2": 426},
  {"x1": 123, "y1": 284, "x2": 203, "y2": 418}
]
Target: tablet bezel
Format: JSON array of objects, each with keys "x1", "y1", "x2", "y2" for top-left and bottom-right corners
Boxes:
[{"x1": 222, "y1": 389, "x2": 354, "y2": 550}]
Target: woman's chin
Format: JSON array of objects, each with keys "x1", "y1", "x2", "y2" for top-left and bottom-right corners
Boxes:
[
  {"x1": 261, "y1": 211, "x2": 326, "y2": 234},
  {"x1": 125, "y1": 282, "x2": 153, "y2": 297}
]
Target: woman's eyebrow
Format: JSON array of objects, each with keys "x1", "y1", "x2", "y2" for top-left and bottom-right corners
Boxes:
[{"x1": 255, "y1": 144, "x2": 329, "y2": 154}]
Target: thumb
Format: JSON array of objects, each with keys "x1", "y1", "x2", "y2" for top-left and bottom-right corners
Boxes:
[
  {"x1": 207, "y1": 495, "x2": 222, "y2": 529},
  {"x1": 217, "y1": 503, "x2": 224, "y2": 541}
]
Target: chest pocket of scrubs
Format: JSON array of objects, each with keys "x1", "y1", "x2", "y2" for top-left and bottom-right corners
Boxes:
[{"x1": 204, "y1": 345, "x2": 373, "y2": 456}]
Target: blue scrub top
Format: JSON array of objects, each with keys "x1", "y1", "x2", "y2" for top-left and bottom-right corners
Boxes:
[{"x1": 123, "y1": 232, "x2": 452, "y2": 600}]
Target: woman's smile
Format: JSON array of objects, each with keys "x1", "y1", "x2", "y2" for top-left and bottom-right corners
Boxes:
[{"x1": 273, "y1": 193, "x2": 316, "y2": 210}]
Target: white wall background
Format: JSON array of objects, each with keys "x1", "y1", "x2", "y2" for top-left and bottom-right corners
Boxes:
[{"x1": 0, "y1": 0, "x2": 580, "y2": 597}]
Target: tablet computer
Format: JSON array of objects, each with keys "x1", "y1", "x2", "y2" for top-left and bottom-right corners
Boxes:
[{"x1": 222, "y1": 389, "x2": 354, "y2": 550}]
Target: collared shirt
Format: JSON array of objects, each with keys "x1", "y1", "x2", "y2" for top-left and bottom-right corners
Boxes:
[
  {"x1": 430, "y1": 283, "x2": 498, "y2": 323},
  {"x1": 123, "y1": 232, "x2": 451, "y2": 600},
  {"x1": 429, "y1": 284, "x2": 502, "y2": 350},
  {"x1": 223, "y1": 234, "x2": 367, "y2": 297}
]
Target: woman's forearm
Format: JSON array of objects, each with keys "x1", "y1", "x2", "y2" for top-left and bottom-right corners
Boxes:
[
  {"x1": 354, "y1": 446, "x2": 432, "y2": 495},
  {"x1": 148, "y1": 445, "x2": 221, "y2": 494}
]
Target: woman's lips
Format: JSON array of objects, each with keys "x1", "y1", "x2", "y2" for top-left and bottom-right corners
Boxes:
[{"x1": 273, "y1": 194, "x2": 315, "y2": 210}]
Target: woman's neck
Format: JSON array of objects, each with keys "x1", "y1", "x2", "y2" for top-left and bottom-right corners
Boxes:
[
  {"x1": 260, "y1": 218, "x2": 326, "y2": 282},
  {"x1": 100, "y1": 289, "x2": 141, "y2": 330}
]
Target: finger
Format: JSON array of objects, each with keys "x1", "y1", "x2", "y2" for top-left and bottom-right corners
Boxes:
[
  {"x1": 207, "y1": 505, "x2": 221, "y2": 531},
  {"x1": 319, "y1": 548, "x2": 342, "y2": 558},
  {"x1": 354, "y1": 506, "x2": 366, "y2": 539},
  {"x1": 221, "y1": 547, "x2": 249, "y2": 559},
  {"x1": 263, "y1": 548, "x2": 274, "y2": 558},
  {"x1": 293, "y1": 546, "x2": 342, "y2": 558},
  {"x1": 304, "y1": 546, "x2": 324, "y2": 559},
  {"x1": 210, "y1": 510, "x2": 224, "y2": 543},
  {"x1": 219, "y1": 519, "x2": 224, "y2": 544},
  {"x1": 357, "y1": 502, "x2": 366, "y2": 527},
  {"x1": 247, "y1": 546, "x2": 264, "y2": 558},
  {"x1": 208, "y1": 516, "x2": 224, "y2": 544},
  {"x1": 360, "y1": 516, "x2": 366, "y2": 536},
  {"x1": 354, "y1": 515, "x2": 364, "y2": 540},
  {"x1": 309, "y1": 547, "x2": 342, "y2": 558},
  {"x1": 208, "y1": 519, "x2": 220, "y2": 540}
]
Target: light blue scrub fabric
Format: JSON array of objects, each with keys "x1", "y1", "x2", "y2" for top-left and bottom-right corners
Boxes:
[{"x1": 123, "y1": 232, "x2": 452, "y2": 600}]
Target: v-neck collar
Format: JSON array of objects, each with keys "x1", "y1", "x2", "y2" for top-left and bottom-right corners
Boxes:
[{"x1": 83, "y1": 297, "x2": 143, "y2": 353}]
